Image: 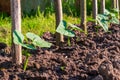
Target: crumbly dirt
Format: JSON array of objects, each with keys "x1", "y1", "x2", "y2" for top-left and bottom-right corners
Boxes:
[{"x1": 0, "y1": 22, "x2": 120, "y2": 80}]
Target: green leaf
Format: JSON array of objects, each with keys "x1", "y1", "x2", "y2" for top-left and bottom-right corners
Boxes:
[
  {"x1": 68, "y1": 23, "x2": 84, "y2": 33},
  {"x1": 110, "y1": 17, "x2": 119, "y2": 24},
  {"x1": 26, "y1": 32, "x2": 52, "y2": 48},
  {"x1": 104, "y1": 9, "x2": 110, "y2": 15},
  {"x1": 33, "y1": 38, "x2": 52, "y2": 48},
  {"x1": 13, "y1": 30, "x2": 24, "y2": 45},
  {"x1": 13, "y1": 30, "x2": 36, "y2": 50},
  {"x1": 111, "y1": 8, "x2": 119, "y2": 13},
  {"x1": 110, "y1": 13, "x2": 116, "y2": 17},
  {"x1": 56, "y1": 20, "x2": 75, "y2": 37},
  {"x1": 21, "y1": 44, "x2": 36, "y2": 50},
  {"x1": 96, "y1": 9, "x2": 119, "y2": 32},
  {"x1": 26, "y1": 32, "x2": 40, "y2": 41},
  {"x1": 97, "y1": 14, "x2": 108, "y2": 20},
  {"x1": 97, "y1": 18, "x2": 108, "y2": 32}
]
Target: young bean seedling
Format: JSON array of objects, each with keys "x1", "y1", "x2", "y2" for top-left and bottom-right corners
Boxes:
[
  {"x1": 96, "y1": 9, "x2": 119, "y2": 32},
  {"x1": 13, "y1": 30, "x2": 52, "y2": 71},
  {"x1": 56, "y1": 20, "x2": 84, "y2": 46}
]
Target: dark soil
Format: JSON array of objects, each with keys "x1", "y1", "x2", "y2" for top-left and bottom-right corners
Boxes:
[{"x1": 0, "y1": 22, "x2": 120, "y2": 80}]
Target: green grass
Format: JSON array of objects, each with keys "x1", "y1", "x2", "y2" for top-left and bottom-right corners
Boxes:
[
  {"x1": 0, "y1": 15, "x2": 11, "y2": 45},
  {"x1": 22, "y1": 13, "x2": 56, "y2": 35},
  {"x1": 0, "y1": 13, "x2": 80, "y2": 46}
]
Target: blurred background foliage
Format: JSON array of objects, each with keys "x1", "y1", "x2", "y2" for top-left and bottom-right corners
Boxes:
[
  {"x1": 0, "y1": 0, "x2": 113, "y2": 17},
  {"x1": 39, "y1": 0, "x2": 112, "y2": 17},
  {"x1": 36, "y1": 0, "x2": 111, "y2": 17}
]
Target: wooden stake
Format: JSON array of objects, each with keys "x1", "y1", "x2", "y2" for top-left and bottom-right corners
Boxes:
[
  {"x1": 116, "y1": 0, "x2": 119, "y2": 18},
  {"x1": 119, "y1": 0, "x2": 120, "y2": 11},
  {"x1": 92, "y1": 0, "x2": 98, "y2": 25},
  {"x1": 100, "y1": 0, "x2": 105, "y2": 14},
  {"x1": 11, "y1": 0, "x2": 22, "y2": 65},
  {"x1": 112, "y1": 0, "x2": 119, "y2": 18},
  {"x1": 112, "y1": 0, "x2": 117, "y2": 8},
  {"x1": 119, "y1": 0, "x2": 120, "y2": 19},
  {"x1": 54, "y1": 0, "x2": 64, "y2": 45},
  {"x1": 80, "y1": 0, "x2": 87, "y2": 34}
]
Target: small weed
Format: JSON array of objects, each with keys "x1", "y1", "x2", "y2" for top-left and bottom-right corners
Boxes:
[{"x1": 60, "y1": 66, "x2": 65, "y2": 71}]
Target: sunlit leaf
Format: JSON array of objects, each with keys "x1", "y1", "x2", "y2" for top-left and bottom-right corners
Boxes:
[
  {"x1": 97, "y1": 14, "x2": 108, "y2": 20},
  {"x1": 110, "y1": 13, "x2": 115, "y2": 17},
  {"x1": 110, "y1": 17, "x2": 119, "y2": 24},
  {"x1": 26, "y1": 32, "x2": 52, "y2": 48},
  {"x1": 96, "y1": 18, "x2": 108, "y2": 32},
  {"x1": 13, "y1": 30, "x2": 24, "y2": 45},
  {"x1": 104, "y1": 9, "x2": 110, "y2": 15},
  {"x1": 13, "y1": 30, "x2": 36, "y2": 49},
  {"x1": 56, "y1": 20, "x2": 75, "y2": 37},
  {"x1": 111, "y1": 8, "x2": 119, "y2": 13},
  {"x1": 97, "y1": 9, "x2": 119, "y2": 32},
  {"x1": 21, "y1": 44, "x2": 36, "y2": 50},
  {"x1": 33, "y1": 39, "x2": 52, "y2": 48},
  {"x1": 68, "y1": 23, "x2": 84, "y2": 33},
  {"x1": 26, "y1": 32, "x2": 40, "y2": 41}
]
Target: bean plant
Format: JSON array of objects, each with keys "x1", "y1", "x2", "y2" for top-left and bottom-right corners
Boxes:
[
  {"x1": 96, "y1": 9, "x2": 119, "y2": 32},
  {"x1": 13, "y1": 30, "x2": 52, "y2": 71},
  {"x1": 56, "y1": 20, "x2": 84, "y2": 46}
]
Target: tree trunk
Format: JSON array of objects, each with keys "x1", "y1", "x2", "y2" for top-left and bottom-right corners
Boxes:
[
  {"x1": 11, "y1": 0, "x2": 22, "y2": 65},
  {"x1": 80, "y1": 0, "x2": 87, "y2": 34},
  {"x1": 100, "y1": 0, "x2": 105, "y2": 14},
  {"x1": 92, "y1": 0, "x2": 98, "y2": 25},
  {"x1": 54, "y1": 0, "x2": 64, "y2": 45}
]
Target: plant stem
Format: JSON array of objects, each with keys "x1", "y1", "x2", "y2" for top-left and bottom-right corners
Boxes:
[
  {"x1": 23, "y1": 55, "x2": 29, "y2": 71},
  {"x1": 67, "y1": 37, "x2": 71, "y2": 46}
]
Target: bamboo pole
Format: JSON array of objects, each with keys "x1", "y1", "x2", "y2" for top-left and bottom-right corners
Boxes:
[
  {"x1": 92, "y1": 0, "x2": 98, "y2": 25},
  {"x1": 54, "y1": 0, "x2": 64, "y2": 45},
  {"x1": 100, "y1": 0, "x2": 105, "y2": 14},
  {"x1": 80, "y1": 0, "x2": 87, "y2": 34},
  {"x1": 11, "y1": 0, "x2": 22, "y2": 65}
]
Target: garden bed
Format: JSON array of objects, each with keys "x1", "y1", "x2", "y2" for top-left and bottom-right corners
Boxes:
[{"x1": 0, "y1": 22, "x2": 120, "y2": 80}]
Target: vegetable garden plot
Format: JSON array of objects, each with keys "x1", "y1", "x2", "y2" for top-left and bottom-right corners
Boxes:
[
  {"x1": 0, "y1": 0, "x2": 120, "y2": 80},
  {"x1": 0, "y1": 22, "x2": 120, "y2": 80}
]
